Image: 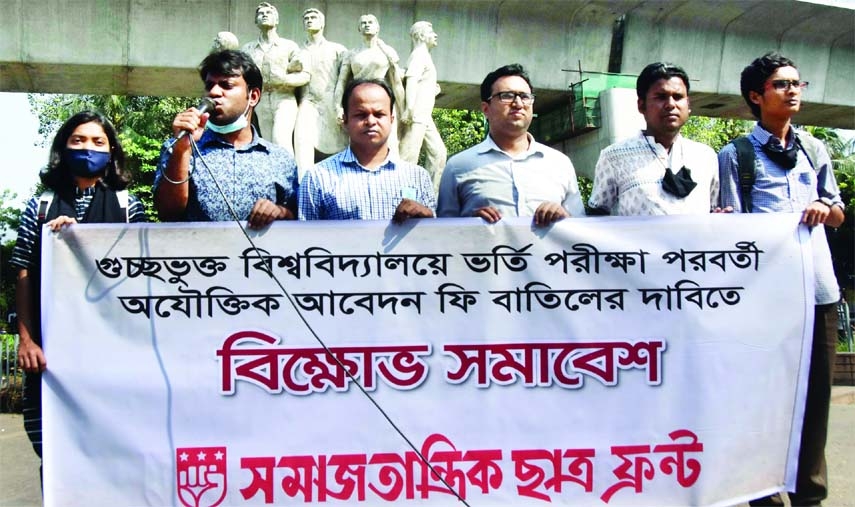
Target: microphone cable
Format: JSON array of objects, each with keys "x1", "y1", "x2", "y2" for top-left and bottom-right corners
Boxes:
[{"x1": 185, "y1": 133, "x2": 471, "y2": 506}]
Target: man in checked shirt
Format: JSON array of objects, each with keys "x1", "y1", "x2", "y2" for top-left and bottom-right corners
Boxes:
[
  {"x1": 298, "y1": 78, "x2": 435, "y2": 223},
  {"x1": 719, "y1": 52, "x2": 845, "y2": 507}
]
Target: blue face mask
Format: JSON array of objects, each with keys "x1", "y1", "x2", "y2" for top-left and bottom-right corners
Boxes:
[
  {"x1": 63, "y1": 148, "x2": 111, "y2": 177},
  {"x1": 206, "y1": 100, "x2": 251, "y2": 135}
]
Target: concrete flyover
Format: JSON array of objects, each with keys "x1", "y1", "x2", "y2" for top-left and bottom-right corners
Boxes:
[{"x1": 1, "y1": 0, "x2": 852, "y2": 129}]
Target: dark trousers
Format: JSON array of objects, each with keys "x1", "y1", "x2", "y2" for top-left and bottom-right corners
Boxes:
[
  {"x1": 22, "y1": 371, "x2": 42, "y2": 458},
  {"x1": 750, "y1": 303, "x2": 838, "y2": 507}
]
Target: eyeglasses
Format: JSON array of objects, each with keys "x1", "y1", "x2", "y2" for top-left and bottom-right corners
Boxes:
[
  {"x1": 767, "y1": 79, "x2": 809, "y2": 91},
  {"x1": 487, "y1": 91, "x2": 536, "y2": 105}
]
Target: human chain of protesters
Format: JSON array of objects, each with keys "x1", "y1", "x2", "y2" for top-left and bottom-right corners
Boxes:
[
  {"x1": 223, "y1": 430, "x2": 702, "y2": 504},
  {"x1": 8, "y1": 1, "x2": 842, "y2": 499},
  {"x1": 216, "y1": 330, "x2": 664, "y2": 395}
]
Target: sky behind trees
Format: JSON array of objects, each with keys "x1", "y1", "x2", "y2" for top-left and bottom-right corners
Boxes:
[{"x1": 0, "y1": 93, "x2": 46, "y2": 206}]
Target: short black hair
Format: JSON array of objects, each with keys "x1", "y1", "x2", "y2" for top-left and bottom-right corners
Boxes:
[
  {"x1": 42, "y1": 111, "x2": 130, "y2": 191},
  {"x1": 342, "y1": 78, "x2": 396, "y2": 113},
  {"x1": 740, "y1": 52, "x2": 798, "y2": 119},
  {"x1": 199, "y1": 50, "x2": 263, "y2": 93},
  {"x1": 636, "y1": 62, "x2": 690, "y2": 101},
  {"x1": 480, "y1": 64, "x2": 533, "y2": 102}
]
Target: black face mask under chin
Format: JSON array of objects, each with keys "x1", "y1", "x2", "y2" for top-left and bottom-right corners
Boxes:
[
  {"x1": 762, "y1": 138, "x2": 798, "y2": 169},
  {"x1": 661, "y1": 166, "x2": 697, "y2": 198}
]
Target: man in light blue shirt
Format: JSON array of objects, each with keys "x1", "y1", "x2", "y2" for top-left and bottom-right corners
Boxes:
[
  {"x1": 299, "y1": 79, "x2": 435, "y2": 222},
  {"x1": 437, "y1": 64, "x2": 585, "y2": 226},
  {"x1": 719, "y1": 52, "x2": 844, "y2": 507}
]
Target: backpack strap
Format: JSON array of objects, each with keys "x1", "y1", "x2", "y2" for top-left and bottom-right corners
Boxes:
[
  {"x1": 37, "y1": 190, "x2": 55, "y2": 225},
  {"x1": 116, "y1": 189, "x2": 130, "y2": 222},
  {"x1": 37, "y1": 188, "x2": 130, "y2": 224},
  {"x1": 794, "y1": 132, "x2": 820, "y2": 172},
  {"x1": 732, "y1": 136, "x2": 756, "y2": 213}
]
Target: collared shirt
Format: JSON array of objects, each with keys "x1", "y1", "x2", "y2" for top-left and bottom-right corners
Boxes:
[
  {"x1": 298, "y1": 37, "x2": 347, "y2": 104},
  {"x1": 718, "y1": 124, "x2": 844, "y2": 214},
  {"x1": 154, "y1": 128, "x2": 298, "y2": 222},
  {"x1": 299, "y1": 147, "x2": 436, "y2": 220},
  {"x1": 11, "y1": 186, "x2": 146, "y2": 270},
  {"x1": 437, "y1": 134, "x2": 586, "y2": 218},
  {"x1": 588, "y1": 132, "x2": 719, "y2": 216},
  {"x1": 242, "y1": 38, "x2": 300, "y2": 94},
  {"x1": 719, "y1": 124, "x2": 843, "y2": 304}
]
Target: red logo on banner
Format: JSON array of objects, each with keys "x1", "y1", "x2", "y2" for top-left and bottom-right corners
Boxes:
[{"x1": 176, "y1": 446, "x2": 228, "y2": 507}]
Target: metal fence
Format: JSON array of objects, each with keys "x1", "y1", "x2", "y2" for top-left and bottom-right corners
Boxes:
[{"x1": 1, "y1": 334, "x2": 24, "y2": 413}]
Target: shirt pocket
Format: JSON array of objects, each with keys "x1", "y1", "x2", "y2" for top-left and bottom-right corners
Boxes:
[{"x1": 796, "y1": 168, "x2": 816, "y2": 203}]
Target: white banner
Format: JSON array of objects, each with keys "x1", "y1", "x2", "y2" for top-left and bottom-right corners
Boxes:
[{"x1": 41, "y1": 214, "x2": 814, "y2": 507}]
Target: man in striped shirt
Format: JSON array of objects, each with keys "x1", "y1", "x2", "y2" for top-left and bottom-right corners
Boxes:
[{"x1": 298, "y1": 79, "x2": 435, "y2": 222}]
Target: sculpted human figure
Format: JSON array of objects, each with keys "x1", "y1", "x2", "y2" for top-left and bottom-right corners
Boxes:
[
  {"x1": 241, "y1": 2, "x2": 308, "y2": 153},
  {"x1": 211, "y1": 31, "x2": 239, "y2": 52},
  {"x1": 293, "y1": 7, "x2": 348, "y2": 178},
  {"x1": 334, "y1": 14, "x2": 406, "y2": 149},
  {"x1": 399, "y1": 21, "x2": 447, "y2": 188}
]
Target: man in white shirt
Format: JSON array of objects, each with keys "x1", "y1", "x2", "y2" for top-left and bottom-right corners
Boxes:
[{"x1": 588, "y1": 62, "x2": 719, "y2": 216}]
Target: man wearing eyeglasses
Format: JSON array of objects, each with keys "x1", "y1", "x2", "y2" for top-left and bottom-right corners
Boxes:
[
  {"x1": 718, "y1": 52, "x2": 844, "y2": 507},
  {"x1": 436, "y1": 63, "x2": 585, "y2": 225}
]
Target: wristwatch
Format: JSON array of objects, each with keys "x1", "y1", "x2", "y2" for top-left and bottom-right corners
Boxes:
[{"x1": 816, "y1": 197, "x2": 834, "y2": 208}]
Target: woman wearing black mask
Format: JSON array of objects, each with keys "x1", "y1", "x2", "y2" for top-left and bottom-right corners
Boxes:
[{"x1": 9, "y1": 111, "x2": 146, "y2": 471}]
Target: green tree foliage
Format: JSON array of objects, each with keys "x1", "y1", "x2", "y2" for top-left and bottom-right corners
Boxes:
[
  {"x1": 804, "y1": 126, "x2": 855, "y2": 209},
  {"x1": 432, "y1": 108, "x2": 486, "y2": 158},
  {"x1": 28, "y1": 94, "x2": 192, "y2": 220},
  {"x1": 0, "y1": 189, "x2": 22, "y2": 237},
  {"x1": 803, "y1": 127, "x2": 855, "y2": 292},
  {"x1": 681, "y1": 116, "x2": 752, "y2": 152},
  {"x1": 0, "y1": 190, "x2": 23, "y2": 319}
]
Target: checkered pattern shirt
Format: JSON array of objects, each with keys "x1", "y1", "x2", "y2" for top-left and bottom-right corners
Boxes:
[
  {"x1": 718, "y1": 124, "x2": 844, "y2": 214},
  {"x1": 718, "y1": 124, "x2": 843, "y2": 305},
  {"x1": 299, "y1": 147, "x2": 436, "y2": 220}
]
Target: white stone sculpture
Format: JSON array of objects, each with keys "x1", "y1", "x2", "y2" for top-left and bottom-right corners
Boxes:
[
  {"x1": 334, "y1": 14, "x2": 406, "y2": 151},
  {"x1": 399, "y1": 21, "x2": 447, "y2": 187},
  {"x1": 293, "y1": 8, "x2": 348, "y2": 178},
  {"x1": 211, "y1": 31, "x2": 239, "y2": 52},
  {"x1": 241, "y1": 2, "x2": 308, "y2": 154}
]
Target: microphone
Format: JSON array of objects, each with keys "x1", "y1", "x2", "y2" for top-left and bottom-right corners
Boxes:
[{"x1": 176, "y1": 98, "x2": 216, "y2": 140}]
